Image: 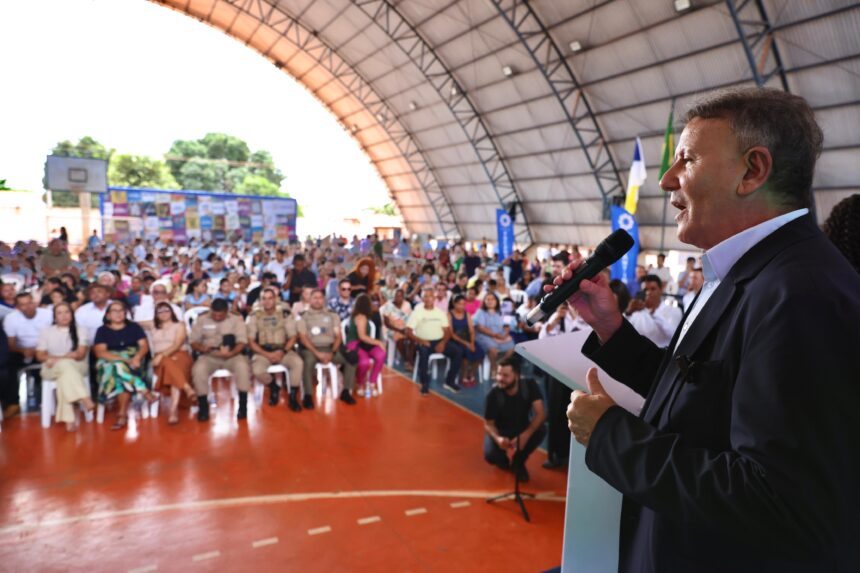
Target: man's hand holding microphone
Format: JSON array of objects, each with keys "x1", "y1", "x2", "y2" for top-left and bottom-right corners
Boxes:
[{"x1": 535, "y1": 231, "x2": 634, "y2": 446}]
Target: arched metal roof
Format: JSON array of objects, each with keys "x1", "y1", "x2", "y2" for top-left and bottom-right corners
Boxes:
[{"x1": 152, "y1": 0, "x2": 860, "y2": 250}]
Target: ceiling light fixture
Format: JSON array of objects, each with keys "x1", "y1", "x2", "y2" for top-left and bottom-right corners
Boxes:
[
  {"x1": 408, "y1": 101, "x2": 418, "y2": 111},
  {"x1": 569, "y1": 40, "x2": 583, "y2": 53},
  {"x1": 351, "y1": 124, "x2": 359, "y2": 133},
  {"x1": 502, "y1": 65, "x2": 514, "y2": 78},
  {"x1": 674, "y1": 0, "x2": 692, "y2": 13}
]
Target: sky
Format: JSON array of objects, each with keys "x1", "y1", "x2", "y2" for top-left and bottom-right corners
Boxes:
[{"x1": 0, "y1": 0, "x2": 392, "y2": 235}]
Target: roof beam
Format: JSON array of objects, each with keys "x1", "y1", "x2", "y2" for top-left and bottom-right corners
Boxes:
[
  {"x1": 725, "y1": 0, "x2": 789, "y2": 90},
  {"x1": 352, "y1": 0, "x2": 535, "y2": 248},
  {"x1": 161, "y1": 0, "x2": 462, "y2": 240},
  {"x1": 489, "y1": 0, "x2": 624, "y2": 220}
]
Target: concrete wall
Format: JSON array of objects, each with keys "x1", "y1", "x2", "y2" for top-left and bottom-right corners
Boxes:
[{"x1": 0, "y1": 191, "x2": 102, "y2": 247}]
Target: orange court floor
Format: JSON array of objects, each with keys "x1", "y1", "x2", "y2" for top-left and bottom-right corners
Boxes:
[{"x1": 0, "y1": 368, "x2": 567, "y2": 573}]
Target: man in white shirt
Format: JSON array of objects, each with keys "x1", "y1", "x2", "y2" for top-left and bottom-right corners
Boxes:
[
  {"x1": 433, "y1": 282, "x2": 451, "y2": 312},
  {"x1": 681, "y1": 267, "x2": 703, "y2": 312},
  {"x1": 265, "y1": 249, "x2": 290, "y2": 285},
  {"x1": 3, "y1": 292, "x2": 52, "y2": 418},
  {"x1": 624, "y1": 274, "x2": 682, "y2": 348},
  {"x1": 649, "y1": 253, "x2": 674, "y2": 293},
  {"x1": 75, "y1": 284, "x2": 111, "y2": 347}
]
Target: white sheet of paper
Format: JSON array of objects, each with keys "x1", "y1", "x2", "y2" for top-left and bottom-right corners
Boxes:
[{"x1": 516, "y1": 329, "x2": 645, "y2": 573}]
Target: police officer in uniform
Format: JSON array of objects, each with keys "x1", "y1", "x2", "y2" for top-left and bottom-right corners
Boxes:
[
  {"x1": 189, "y1": 298, "x2": 252, "y2": 421},
  {"x1": 296, "y1": 288, "x2": 356, "y2": 408},
  {"x1": 247, "y1": 287, "x2": 303, "y2": 412}
]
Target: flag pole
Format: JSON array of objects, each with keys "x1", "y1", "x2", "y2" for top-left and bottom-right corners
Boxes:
[{"x1": 658, "y1": 99, "x2": 676, "y2": 253}]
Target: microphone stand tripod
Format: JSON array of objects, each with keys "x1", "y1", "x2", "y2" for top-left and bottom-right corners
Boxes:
[{"x1": 486, "y1": 433, "x2": 535, "y2": 522}]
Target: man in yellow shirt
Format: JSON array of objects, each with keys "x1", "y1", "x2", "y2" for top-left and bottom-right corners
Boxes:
[{"x1": 406, "y1": 288, "x2": 463, "y2": 395}]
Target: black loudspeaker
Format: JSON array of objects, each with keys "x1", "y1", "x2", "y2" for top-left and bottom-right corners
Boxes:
[{"x1": 507, "y1": 201, "x2": 518, "y2": 223}]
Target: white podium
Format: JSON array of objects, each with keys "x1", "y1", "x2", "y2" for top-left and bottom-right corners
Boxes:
[{"x1": 516, "y1": 329, "x2": 644, "y2": 573}]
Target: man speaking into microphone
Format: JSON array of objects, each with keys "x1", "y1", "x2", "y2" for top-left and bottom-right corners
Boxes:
[{"x1": 553, "y1": 88, "x2": 860, "y2": 572}]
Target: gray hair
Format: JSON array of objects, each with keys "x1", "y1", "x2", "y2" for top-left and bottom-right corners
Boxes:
[{"x1": 685, "y1": 87, "x2": 823, "y2": 209}]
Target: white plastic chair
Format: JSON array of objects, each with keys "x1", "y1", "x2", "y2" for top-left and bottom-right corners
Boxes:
[
  {"x1": 509, "y1": 289, "x2": 527, "y2": 305},
  {"x1": 184, "y1": 306, "x2": 210, "y2": 335},
  {"x1": 17, "y1": 364, "x2": 42, "y2": 412},
  {"x1": 260, "y1": 363, "x2": 297, "y2": 406},
  {"x1": 412, "y1": 353, "x2": 450, "y2": 384},
  {"x1": 316, "y1": 362, "x2": 339, "y2": 399},
  {"x1": 41, "y1": 378, "x2": 94, "y2": 428}
]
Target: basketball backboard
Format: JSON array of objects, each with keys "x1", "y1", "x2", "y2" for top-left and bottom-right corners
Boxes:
[{"x1": 45, "y1": 155, "x2": 108, "y2": 193}]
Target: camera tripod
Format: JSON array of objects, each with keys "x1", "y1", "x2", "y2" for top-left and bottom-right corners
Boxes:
[{"x1": 486, "y1": 435, "x2": 535, "y2": 522}]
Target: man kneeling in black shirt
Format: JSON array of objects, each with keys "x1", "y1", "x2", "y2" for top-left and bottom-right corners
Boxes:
[{"x1": 483, "y1": 356, "x2": 546, "y2": 483}]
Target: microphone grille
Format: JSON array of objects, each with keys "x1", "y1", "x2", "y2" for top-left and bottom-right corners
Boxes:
[{"x1": 595, "y1": 229, "x2": 635, "y2": 264}]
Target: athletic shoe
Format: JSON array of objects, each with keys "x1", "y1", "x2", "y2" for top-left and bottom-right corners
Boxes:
[
  {"x1": 443, "y1": 382, "x2": 462, "y2": 394},
  {"x1": 542, "y1": 457, "x2": 567, "y2": 470},
  {"x1": 340, "y1": 389, "x2": 357, "y2": 405}
]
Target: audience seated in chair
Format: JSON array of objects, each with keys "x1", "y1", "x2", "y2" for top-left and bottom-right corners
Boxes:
[
  {"x1": 35, "y1": 302, "x2": 94, "y2": 431},
  {"x1": 189, "y1": 298, "x2": 251, "y2": 422},
  {"x1": 297, "y1": 288, "x2": 356, "y2": 408},
  {"x1": 346, "y1": 293, "x2": 386, "y2": 398},
  {"x1": 150, "y1": 301, "x2": 195, "y2": 425},
  {"x1": 247, "y1": 287, "x2": 303, "y2": 412},
  {"x1": 93, "y1": 300, "x2": 152, "y2": 431},
  {"x1": 406, "y1": 287, "x2": 463, "y2": 396}
]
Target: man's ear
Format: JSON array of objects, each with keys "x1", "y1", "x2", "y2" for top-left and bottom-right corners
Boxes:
[{"x1": 738, "y1": 146, "x2": 773, "y2": 197}]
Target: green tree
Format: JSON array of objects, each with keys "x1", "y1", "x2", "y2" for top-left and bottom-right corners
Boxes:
[
  {"x1": 108, "y1": 154, "x2": 179, "y2": 189},
  {"x1": 248, "y1": 150, "x2": 284, "y2": 186},
  {"x1": 201, "y1": 132, "x2": 249, "y2": 163},
  {"x1": 51, "y1": 136, "x2": 113, "y2": 160},
  {"x1": 367, "y1": 203, "x2": 396, "y2": 216},
  {"x1": 45, "y1": 136, "x2": 112, "y2": 207},
  {"x1": 165, "y1": 132, "x2": 286, "y2": 194},
  {"x1": 177, "y1": 158, "x2": 229, "y2": 191},
  {"x1": 0, "y1": 179, "x2": 11, "y2": 191},
  {"x1": 166, "y1": 139, "x2": 207, "y2": 182}
]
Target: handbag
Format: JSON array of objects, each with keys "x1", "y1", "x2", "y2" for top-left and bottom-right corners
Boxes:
[{"x1": 340, "y1": 342, "x2": 359, "y2": 365}]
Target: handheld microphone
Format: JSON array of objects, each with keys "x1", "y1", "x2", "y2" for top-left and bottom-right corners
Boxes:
[{"x1": 526, "y1": 229, "x2": 634, "y2": 326}]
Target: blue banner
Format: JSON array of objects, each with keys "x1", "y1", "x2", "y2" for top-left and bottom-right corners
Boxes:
[
  {"x1": 610, "y1": 206, "x2": 640, "y2": 293},
  {"x1": 496, "y1": 209, "x2": 514, "y2": 261}
]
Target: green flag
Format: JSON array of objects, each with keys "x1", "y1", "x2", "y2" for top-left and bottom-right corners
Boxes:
[{"x1": 659, "y1": 102, "x2": 675, "y2": 179}]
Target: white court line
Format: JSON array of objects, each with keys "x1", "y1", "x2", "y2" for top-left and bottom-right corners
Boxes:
[
  {"x1": 128, "y1": 565, "x2": 157, "y2": 573},
  {"x1": 405, "y1": 508, "x2": 427, "y2": 516},
  {"x1": 450, "y1": 501, "x2": 471, "y2": 508},
  {"x1": 191, "y1": 551, "x2": 220, "y2": 562},
  {"x1": 252, "y1": 537, "x2": 279, "y2": 548},
  {"x1": 0, "y1": 490, "x2": 564, "y2": 536},
  {"x1": 308, "y1": 526, "x2": 332, "y2": 536},
  {"x1": 357, "y1": 516, "x2": 381, "y2": 525}
]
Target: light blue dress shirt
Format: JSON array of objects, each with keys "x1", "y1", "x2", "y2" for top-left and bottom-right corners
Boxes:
[{"x1": 674, "y1": 208, "x2": 808, "y2": 349}]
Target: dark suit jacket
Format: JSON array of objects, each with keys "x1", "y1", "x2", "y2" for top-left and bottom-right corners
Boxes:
[{"x1": 582, "y1": 215, "x2": 860, "y2": 572}]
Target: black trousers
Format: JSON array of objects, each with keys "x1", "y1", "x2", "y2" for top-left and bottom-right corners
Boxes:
[
  {"x1": 484, "y1": 424, "x2": 547, "y2": 467},
  {"x1": 545, "y1": 377, "x2": 571, "y2": 463},
  {"x1": 5, "y1": 352, "x2": 41, "y2": 408},
  {"x1": 416, "y1": 340, "x2": 463, "y2": 389}
]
